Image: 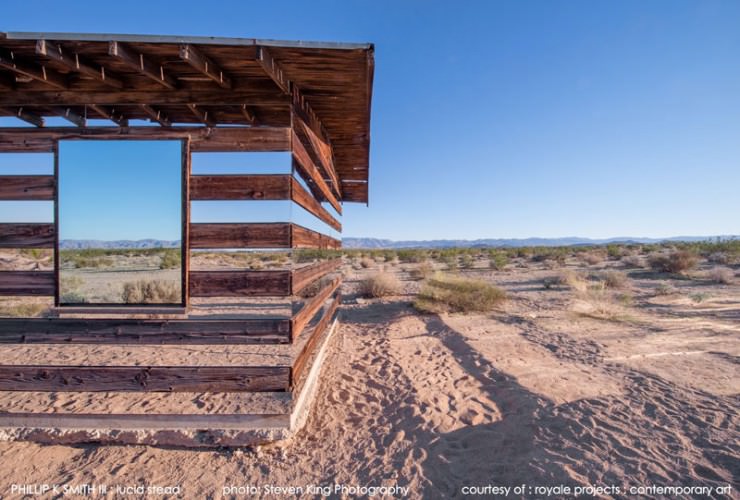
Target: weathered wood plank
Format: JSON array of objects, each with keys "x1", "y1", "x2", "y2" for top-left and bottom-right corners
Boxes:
[
  {"x1": 291, "y1": 277, "x2": 341, "y2": 341},
  {"x1": 0, "y1": 318, "x2": 290, "y2": 344},
  {"x1": 292, "y1": 259, "x2": 342, "y2": 295},
  {"x1": 0, "y1": 106, "x2": 45, "y2": 127},
  {"x1": 0, "y1": 365, "x2": 290, "y2": 392},
  {"x1": 190, "y1": 175, "x2": 291, "y2": 200},
  {"x1": 0, "y1": 271, "x2": 55, "y2": 295},
  {"x1": 292, "y1": 130, "x2": 342, "y2": 214},
  {"x1": 108, "y1": 41, "x2": 177, "y2": 89},
  {"x1": 293, "y1": 112, "x2": 340, "y2": 198},
  {"x1": 290, "y1": 177, "x2": 341, "y2": 232},
  {"x1": 0, "y1": 223, "x2": 55, "y2": 248},
  {"x1": 139, "y1": 104, "x2": 170, "y2": 127},
  {"x1": 36, "y1": 40, "x2": 124, "y2": 89},
  {"x1": 291, "y1": 224, "x2": 341, "y2": 250},
  {"x1": 0, "y1": 127, "x2": 291, "y2": 153},
  {"x1": 292, "y1": 293, "x2": 340, "y2": 385},
  {"x1": 190, "y1": 270, "x2": 291, "y2": 297},
  {"x1": 0, "y1": 47, "x2": 67, "y2": 90},
  {"x1": 179, "y1": 44, "x2": 232, "y2": 89},
  {"x1": 0, "y1": 176, "x2": 54, "y2": 200},
  {"x1": 190, "y1": 223, "x2": 291, "y2": 249}
]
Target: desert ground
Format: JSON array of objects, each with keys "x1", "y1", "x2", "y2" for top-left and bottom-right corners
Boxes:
[{"x1": 0, "y1": 244, "x2": 737, "y2": 498}]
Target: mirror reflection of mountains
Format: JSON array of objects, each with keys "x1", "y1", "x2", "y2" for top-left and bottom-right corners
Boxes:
[{"x1": 60, "y1": 240, "x2": 180, "y2": 250}]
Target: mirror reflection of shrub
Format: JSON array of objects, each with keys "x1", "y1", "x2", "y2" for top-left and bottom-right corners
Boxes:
[{"x1": 122, "y1": 280, "x2": 180, "y2": 304}]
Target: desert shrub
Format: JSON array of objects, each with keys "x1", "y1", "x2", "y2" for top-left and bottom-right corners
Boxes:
[
  {"x1": 414, "y1": 274, "x2": 506, "y2": 314},
  {"x1": 409, "y1": 261, "x2": 434, "y2": 280},
  {"x1": 293, "y1": 249, "x2": 340, "y2": 263},
  {"x1": 600, "y1": 270, "x2": 629, "y2": 289},
  {"x1": 606, "y1": 244, "x2": 625, "y2": 260},
  {"x1": 581, "y1": 252, "x2": 605, "y2": 266},
  {"x1": 159, "y1": 250, "x2": 181, "y2": 270},
  {"x1": 489, "y1": 252, "x2": 509, "y2": 270},
  {"x1": 690, "y1": 292, "x2": 709, "y2": 304},
  {"x1": 555, "y1": 270, "x2": 588, "y2": 292},
  {"x1": 709, "y1": 267, "x2": 734, "y2": 284},
  {"x1": 122, "y1": 280, "x2": 180, "y2": 304},
  {"x1": 460, "y1": 254, "x2": 474, "y2": 269},
  {"x1": 358, "y1": 272, "x2": 402, "y2": 298},
  {"x1": 621, "y1": 255, "x2": 643, "y2": 268},
  {"x1": 648, "y1": 250, "x2": 698, "y2": 274},
  {"x1": 0, "y1": 301, "x2": 47, "y2": 317},
  {"x1": 654, "y1": 282, "x2": 674, "y2": 296},
  {"x1": 707, "y1": 252, "x2": 729, "y2": 265},
  {"x1": 60, "y1": 292, "x2": 87, "y2": 303},
  {"x1": 396, "y1": 249, "x2": 427, "y2": 263},
  {"x1": 359, "y1": 257, "x2": 374, "y2": 268}
]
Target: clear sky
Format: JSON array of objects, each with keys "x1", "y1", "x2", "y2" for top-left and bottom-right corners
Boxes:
[{"x1": 2, "y1": 0, "x2": 739, "y2": 241}]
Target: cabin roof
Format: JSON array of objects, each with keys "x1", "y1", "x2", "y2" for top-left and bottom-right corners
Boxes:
[{"x1": 0, "y1": 32, "x2": 374, "y2": 203}]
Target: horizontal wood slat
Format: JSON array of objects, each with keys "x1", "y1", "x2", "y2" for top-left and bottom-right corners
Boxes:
[
  {"x1": 0, "y1": 271, "x2": 55, "y2": 295},
  {"x1": 291, "y1": 177, "x2": 341, "y2": 232},
  {"x1": 0, "y1": 318, "x2": 290, "y2": 344},
  {"x1": 0, "y1": 365, "x2": 290, "y2": 392},
  {"x1": 190, "y1": 175, "x2": 290, "y2": 200},
  {"x1": 190, "y1": 223, "x2": 291, "y2": 248},
  {"x1": 0, "y1": 127, "x2": 291, "y2": 153},
  {"x1": 0, "y1": 223, "x2": 55, "y2": 248},
  {"x1": 0, "y1": 176, "x2": 55, "y2": 200},
  {"x1": 292, "y1": 130, "x2": 342, "y2": 214},
  {"x1": 292, "y1": 224, "x2": 342, "y2": 249},
  {"x1": 292, "y1": 293, "x2": 340, "y2": 387},
  {"x1": 190, "y1": 270, "x2": 291, "y2": 297},
  {"x1": 291, "y1": 277, "x2": 341, "y2": 341},
  {"x1": 292, "y1": 259, "x2": 342, "y2": 295}
]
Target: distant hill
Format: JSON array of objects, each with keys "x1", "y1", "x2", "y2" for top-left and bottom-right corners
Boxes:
[
  {"x1": 60, "y1": 239, "x2": 180, "y2": 250},
  {"x1": 341, "y1": 235, "x2": 738, "y2": 249}
]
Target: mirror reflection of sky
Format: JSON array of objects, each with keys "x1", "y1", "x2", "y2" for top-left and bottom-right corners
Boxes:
[{"x1": 0, "y1": 145, "x2": 339, "y2": 241}]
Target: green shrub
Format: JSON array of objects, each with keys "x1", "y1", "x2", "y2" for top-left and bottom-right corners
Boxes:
[
  {"x1": 159, "y1": 250, "x2": 181, "y2": 270},
  {"x1": 414, "y1": 274, "x2": 506, "y2": 314},
  {"x1": 122, "y1": 280, "x2": 180, "y2": 304},
  {"x1": 409, "y1": 261, "x2": 434, "y2": 280},
  {"x1": 489, "y1": 252, "x2": 509, "y2": 270},
  {"x1": 648, "y1": 251, "x2": 698, "y2": 274}
]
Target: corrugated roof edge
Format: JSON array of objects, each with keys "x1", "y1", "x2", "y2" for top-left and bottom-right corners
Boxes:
[{"x1": 2, "y1": 32, "x2": 373, "y2": 50}]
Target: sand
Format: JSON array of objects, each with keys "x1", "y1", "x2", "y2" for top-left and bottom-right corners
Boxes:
[{"x1": 0, "y1": 256, "x2": 737, "y2": 497}]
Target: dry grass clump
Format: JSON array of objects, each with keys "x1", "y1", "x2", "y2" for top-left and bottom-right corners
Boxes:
[
  {"x1": 414, "y1": 274, "x2": 506, "y2": 314},
  {"x1": 409, "y1": 261, "x2": 434, "y2": 280},
  {"x1": 555, "y1": 270, "x2": 588, "y2": 292},
  {"x1": 709, "y1": 267, "x2": 734, "y2": 285},
  {"x1": 359, "y1": 257, "x2": 374, "y2": 269},
  {"x1": 648, "y1": 250, "x2": 698, "y2": 274},
  {"x1": 0, "y1": 300, "x2": 47, "y2": 317},
  {"x1": 358, "y1": 272, "x2": 402, "y2": 298},
  {"x1": 621, "y1": 254, "x2": 643, "y2": 268},
  {"x1": 581, "y1": 252, "x2": 605, "y2": 265},
  {"x1": 122, "y1": 280, "x2": 180, "y2": 304},
  {"x1": 599, "y1": 270, "x2": 629, "y2": 289}
]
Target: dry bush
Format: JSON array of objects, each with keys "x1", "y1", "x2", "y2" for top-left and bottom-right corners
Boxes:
[
  {"x1": 571, "y1": 287, "x2": 626, "y2": 321},
  {"x1": 360, "y1": 257, "x2": 374, "y2": 269},
  {"x1": 489, "y1": 252, "x2": 508, "y2": 270},
  {"x1": 600, "y1": 270, "x2": 629, "y2": 289},
  {"x1": 654, "y1": 282, "x2": 674, "y2": 296},
  {"x1": 0, "y1": 301, "x2": 46, "y2": 317},
  {"x1": 648, "y1": 250, "x2": 698, "y2": 274},
  {"x1": 621, "y1": 255, "x2": 643, "y2": 268},
  {"x1": 709, "y1": 267, "x2": 734, "y2": 284},
  {"x1": 122, "y1": 280, "x2": 180, "y2": 304},
  {"x1": 358, "y1": 272, "x2": 402, "y2": 298},
  {"x1": 581, "y1": 252, "x2": 605, "y2": 265},
  {"x1": 555, "y1": 270, "x2": 588, "y2": 292},
  {"x1": 409, "y1": 261, "x2": 434, "y2": 280},
  {"x1": 159, "y1": 250, "x2": 181, "y2": 270},
  {"x1": 707, "y1": 252, "x2": 729, "y2": 265},
  {"x1": 460, "y1": 254, "x2": 474, "y2": 269},
  {"x1": 414, "y1": 274, "x2": 506, "y2": 314}
]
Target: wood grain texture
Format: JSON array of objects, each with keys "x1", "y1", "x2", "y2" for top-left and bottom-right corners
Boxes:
[
  {"x1": 291, "y1": 277, "x2": 341, "y2": 341},
  {"x1": 0, "y1": 176, "x2": 55, "y2": 200},
  {"x1": 0, "y1": 318, "x2": 290, "y2": 344},
  {"x1": 290, "y1": 177, "x2": 341, "y2": 232},
  {"x1": 292, "y1": 293, "x2": 340, "y2": 387},
  {"x1": 190, "y1": 175, "x2": 291, "y2": 200},
  {"x1": 291, "y1": 224, "x2": 341, "y2": 250},
  {"x1": 0, "y1": 365, "x2": 290, "y2": 392},
  {"x1": 292, "y1": 130, "x2": 342, "y2": 214},
  {"x1": 292, "y1": 259, "x2": 342, "y2": 295},
  {"x1": 189, "y1": 270, "x2": 291, "y2": 297},
  {"x1": 190, "y1": 223, "x2": 291, "y2": 249},
  {"x1": 0, "y1": 271, "x2": 54, "y2": 295},
  {"x1": 0, "y1": 223, "x2": 54, "y2": 248}
]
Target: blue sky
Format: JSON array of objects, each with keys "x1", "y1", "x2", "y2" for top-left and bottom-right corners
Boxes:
[{"x1": 2, "y1": 0, "x2": 739, "y2": 240}]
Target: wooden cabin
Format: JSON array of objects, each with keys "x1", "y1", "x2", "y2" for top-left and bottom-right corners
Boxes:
[{"x1": 0, "y1": 32, "x2": 373, "y2": 446}]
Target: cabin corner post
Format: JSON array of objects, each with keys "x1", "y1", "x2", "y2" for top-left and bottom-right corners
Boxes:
[
  {"x1": 53, "y1": 141, "x2": 60, "y2": 307},
  {"x1": 182, "y1": 137, "x2": 191, "y2": 309}
]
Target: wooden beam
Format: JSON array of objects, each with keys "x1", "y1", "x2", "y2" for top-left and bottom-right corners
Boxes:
[
  {"x1": 0, "y1": 318, "x2": 290, "y2": 344},
  {"x1": 0, "y1": 177, "x2": 55, "y2": 201},
  {"x1": 108, "y1": 41, "x2": 177, "y2": 89},
  {"x1": 0, "y1": 127, "x2": 291, "y2": 153},
  {"x1": 292, "y1": 293, "x2": 340, "y2": 384},
  {"x1": 35, "y1": 40, "x2": 123, "y2": 89},
  {"x1": 0, "y1": 365, "x2": 290, "y2": 392},
  {"x1": 0, "y1": 271, "x2": 55, "y2": 295},
  {"x1": 179, "y1": 44, "x2": 231, "y2": 89},
  {"x1": 0, "y1": 47, "x2": 68, "y2": 90},
  {"x1": 138, "y1": 104, "x2": 170, "y2": 127},
  {"x1": 257, "y1": 46, "x2": 291, "y2": 94},
  {"x1": 189, "y1": 270, "x2": 291, "y2": 297},
  {"x1": 292, "y1": 131, "x2": 342, "y2": 213},
  {"x1": 190, "y1": 174, "x2": 291, "y2": 200},
  {"x1": 0, "y1": 89, "x2": 287, "y2": 107},
  {"x1": 0, "y1": 223, "x2": 55, "y2": 247},
  {"x1": 0, "y1": 73, "x2": 14, "y2": 91},
  {"x1": 0, "y1": 106, "x2": 44, "y2": 127},
  {"x1": 294, "y1": 111, "x2": 340, "y2": 198},
  {"x1": 240, "y1": 104, "x2": 257, "y2": 125},
  {"x1": 292, "y1": 259, "x2": 342, "y2": 295},
  {"x1": 49, "y1": 107, "x2": 86, "y2": 127},
  {"x1": 291, "y1": 224, "x2": 342, "y2": 249},
  {"x1": 87, "y1": 104, "x2": 128, "y2": 126},
  {"x1": 185, "y1": 103, "x2": 215, "y2": 127},
  {"x1": 291, "y1": 277, "x2": 341, "y2": 341},
  {"x1": 290, "y1": 177, "x2": 341, "y2": 232},
  {"x1": 190, "y1": 223, "x2": 291, "y2": 249}
]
